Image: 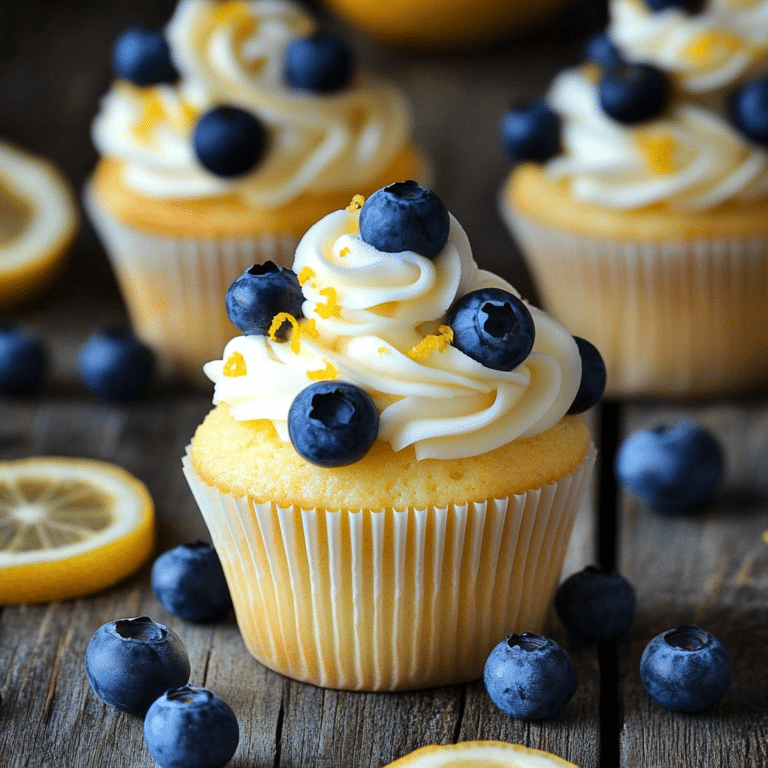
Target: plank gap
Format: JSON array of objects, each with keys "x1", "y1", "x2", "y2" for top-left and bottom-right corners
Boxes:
[{"x1": 597, "y1": 401, "x2": 622, "y2": 572}]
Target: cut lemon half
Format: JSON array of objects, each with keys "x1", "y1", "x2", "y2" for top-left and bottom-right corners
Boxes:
[
  {"x1": 383, "y1": 742, "x2": 579, "y2": 768},
  {"x1": 0, "y1": 457, "x2": 155, "y2": 604},
  {"x1": 0, "y1": 139, "x2": 79, "y2": 310}
]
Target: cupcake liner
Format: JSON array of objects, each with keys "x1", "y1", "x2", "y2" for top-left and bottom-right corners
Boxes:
[
  {"x1": 502, "y1": 203, "x2": 768, "y2": 398},
  {"x1": 182, "y1": 442, "x2": 596, "y2": 691},
  {"x1": 84, "y1": 182, "x2": 299, "y2": 386}
]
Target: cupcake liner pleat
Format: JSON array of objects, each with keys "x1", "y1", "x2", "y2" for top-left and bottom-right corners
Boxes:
[
  {"x1": 182, "y1": 442, "x2": 596, "y2": 691},
  {"x1": 503, "y1": 205, "x2": 768, "y2": 398},
  {"x1": 84, "y1": 182, "x2": 299, "y2": 386}
]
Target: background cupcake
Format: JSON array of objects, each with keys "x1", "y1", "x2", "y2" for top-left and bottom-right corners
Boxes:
[
  {"x1": 183, "y1": 183, "x2": 600, "y2": 691},
  {"x1": 85, "y1": 0, "x2": 428, "y2": 386},
  {"x1": 499, "y1": 0, "x2": 768, "y2": 399}
]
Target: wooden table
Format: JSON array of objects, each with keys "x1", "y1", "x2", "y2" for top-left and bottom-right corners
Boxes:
[{"x1": 1, "y1": 2, "x2": 767, "y2": 766}]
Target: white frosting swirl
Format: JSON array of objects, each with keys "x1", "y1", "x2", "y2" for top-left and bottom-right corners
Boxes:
[
  {"x1": 542, "y1": 0, "x2": 768, "y2": 211},
  {"x1": 204, "y1": 203, "x2": 582, "y2": 460},
  {"x1": 92, "y1": 0, "x2": 411, "y2": 207}
]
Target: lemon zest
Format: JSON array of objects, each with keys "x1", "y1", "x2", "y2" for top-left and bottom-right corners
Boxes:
[
  {"x1": 378, "y1": 346, "x2": 389, "y2": 354},
  {"x1": 683, "y1": 30, "x2": 743, "y2": 66},
  {"x1": 269, "y1": 314, "x2": 318, "y2": 354},
  {"x1": 581, "y1": 62, "x2": 602, "y2": 83},
  {"x1": 297, "y1": 266, "x2": 315, "y2": 286},
  {"x1": 636, "y1": 132, "x2": 678, "y2": 176},
  {"x1": 408, "y1": 325, "x2": 454, "y2": 361},
  {"x1": 223, "y1": 351, "x2": 247, "y2": 377},
  {"x1": 339, "y1": 246, "x2": 350, "y2": 258},
  {"x1": 316, "y1": 286, "x2": 340, "y2": 318},
  {"x1": 307, "y1": 361, "x2": 339, "y2": 381},
  {"x1": 347, "y1": 194, "x2": 365, "y2": 211}
]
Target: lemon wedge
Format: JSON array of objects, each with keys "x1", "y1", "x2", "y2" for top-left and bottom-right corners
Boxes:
[
  {"x1": 383, "y1": 742, "x2": 579, "y2": 768},
  {"x1": 0, "y1": 457, "x2": 155, "y2": 604},
  {"x1": 0, "y1": 139, "x2": 79, "y2": 310}
]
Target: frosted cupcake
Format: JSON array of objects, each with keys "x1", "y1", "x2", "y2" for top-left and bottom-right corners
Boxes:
[
  {"x1": 85, "y1": 0, "x2": 428, "y2": 385},
  {"x1": 182, "y1": 181, "x2": 601, "y2": 691},
  {"x1": 499, "y1": 0, "x2": 768, "y2": 398}
]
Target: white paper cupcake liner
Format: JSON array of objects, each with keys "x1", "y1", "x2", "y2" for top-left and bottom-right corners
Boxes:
[
  {"x1": 84, "y1": 182, "x2": 299, "y2": 387},
  {"x1": 182, "y1": 442, "x2": 596, "y2": 691},
  {"x1": 502, "y1": 203, "x2": 768, "y2": 398}
]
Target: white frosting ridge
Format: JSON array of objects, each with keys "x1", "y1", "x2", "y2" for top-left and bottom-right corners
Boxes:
[
  {"x1": 204, "y1": 205, "x2": 582, "y2": 461},
  {"x1": 92, "y1": 0, "x2": 412, "y2": 206}
]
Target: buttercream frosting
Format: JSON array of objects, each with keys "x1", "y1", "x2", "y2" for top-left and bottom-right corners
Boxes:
[
  {"x1": 204, "y1": 201, "x2": 582, "y2": 461},
  {"x1": 543, "y1": 0, "x2": 768, "y2": 211},
  {"x1": 92, "y1": 0, "x2": 412, "y2": 208}
]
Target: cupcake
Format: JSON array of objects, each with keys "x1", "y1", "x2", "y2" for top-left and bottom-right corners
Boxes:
[
  {"x1": 499, "y1": 0, "x2": 768, "y2": 398},
  {"x1": 182, "y1": 181, "x2": 601, "y2": 691},
  {"x1": 85, "y1": 0, "x2": 428, "y2": 386}
]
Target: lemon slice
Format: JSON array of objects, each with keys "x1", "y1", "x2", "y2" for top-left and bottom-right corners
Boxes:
[
  {"x1": 383, "y1": 742, "x2": 579, "y2": 768},
  {"x1": 0, "y1": 457, "x2": 155, "y2": 604},
  {"x1": 0, "y1": 139, "x2": 79, "y2": 310}
]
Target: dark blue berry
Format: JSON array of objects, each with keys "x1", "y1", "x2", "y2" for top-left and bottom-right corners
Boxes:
[
  {"x1": 284, "y1": 33, "x2": 354, "y2": 93},
  {"x1": 599, "y1": 63, "x2": 669, "y2": 124},
  {"x1": 555, "y1": 566, "x2": 636, "y2": 643},
  {"x1": 584, "y1": 31, "x2": 623, "y2": 71},
  {"x1": 144, "y1": 686, "x2": 239, "y2": 768},
  {"x1": 640, "y1": 625, "x2": 731, "y2": 712},
  {"x1": 111, "y1": 27, "x2": 178, "y2": 86},
  {"x1": 447, "y1": 288, "x2": 535, "y2": 372},
  {"x1": 567, "y1": 336, "x2": 606, "y2": 414},
  {"x1": 614, "y1": 422, "x2": 724, "y2": 513},
  {"x1": 643, "y1": 0, "x2": 705, "y2": 12},
  {"x1": 358, "y1": 181, "x2": 450, "y2": 260},
  {"x1": 0, "y1": 325, "x2": 47, "y2": 395},
  {"x1": 78, "y1": 328, "x2": 155, "y2": 400},
  {"x1": 85, "y1": 616, "x2": 190, "y2": 716},
  {"x1": 288, "y1": 381, "x2": 379, "y2": 467},
  {"x1": 500, "y1": 100, "x2": 561, "y2": 163},
  {"x1": 483, "y1": 632, "x2": 578, "y2": 720},
  {"x1": 151, "y1": 542, "x2": 233, "y2": 624},
  {"x1": 193, "y1": 106, "x2": 268, "y2": 178},
  {"x1": 729, "y1": 79, "x2": 768, "y2": 147},
  {"x1": 226, "y1": 262, "x2": 304, "y2": 337}
]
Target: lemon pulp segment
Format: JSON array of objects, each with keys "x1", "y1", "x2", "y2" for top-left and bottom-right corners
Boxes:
[{"x1": 383, "y1": 741, "x2": 579, "y2": 768}]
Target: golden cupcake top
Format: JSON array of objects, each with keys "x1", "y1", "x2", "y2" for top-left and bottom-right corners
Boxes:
[
  {"x1": 91, "y1": 0, "x2": 412, "y2": 207},
  {"x1": 205, "y1": 182, "x2": 604, "y2": 465},
  {"x1": 501, "y1": 0, "x2": 768, "y2": 212}
]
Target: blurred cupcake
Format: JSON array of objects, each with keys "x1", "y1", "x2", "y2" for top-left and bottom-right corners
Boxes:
[
  {"x1": 85, "y1": 0, "x2": 428, "y2": 385},
  {"x1": 183, "y1": 182, "x2": 600, "y2": 691},
  {"x1": 499, "y1": 0, "x2": 768, "y2": 398}
]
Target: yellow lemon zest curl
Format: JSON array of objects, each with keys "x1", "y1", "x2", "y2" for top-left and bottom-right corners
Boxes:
[
  {"x1": 268, "y1": 314, "x2": 319, "y2": 354},
  {"x1": 316, "y1": 286, "x2": 340, "y2": 319},
  {"x1": 297, "y1": 266, "x2": 315, "y2": 286},
  {"x1": 307, "y1": 361, "x2": 339, "y2": 381},
  {"x1": 347, "y1": 194, "x2": 365, "y2": 211},
  {"x1": 223, "y1": 351, "x2": 247, "y2": 377},
  {"x1": 408, "y1": 325, "x2": 454, "y2": 361}
]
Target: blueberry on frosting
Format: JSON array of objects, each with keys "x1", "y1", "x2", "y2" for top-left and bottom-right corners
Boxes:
[
  {"x1": 193, "y1": 106, "x2": 268, "y2": 177},
  {"x1": 288, "y1": 381, "x2": 379, "y2": 467},
  {"x1": 500, "y1": 101, "x2": 561, "y2": 163},
  {"x1": 358, "y1": 181, "x2": 450, "y2": 259},
  {"x1": 643, "y1": 0, "x2": 705, "y2": 12},
  {"x1": 226, "y1": 262, "x2": 304, "y2": 337},
  {"x1": 729, "y1": 79, "x2": 768, "y2": 147},
  {"x1": 567, "y1": 337, "x2": 606, "y2": 414},
  {"x1": 599, "y1": 62, "x2": 669, "y2": 124},
  {"x1": 111, "y1": 27, "x2": 178, "y2": 87},
  {"x1": 284, "y1": 33, "x2": 354, "y2": 93},
  {"x1": 447, "y1": 288, "x2": 535, "y2": 372},
  {"x1": 583, "y1": 31, "x2": 623, "y2": 72}
]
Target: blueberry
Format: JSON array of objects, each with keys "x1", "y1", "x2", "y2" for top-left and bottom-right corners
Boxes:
[
  {"x1": 640, "y1": 625, "x2": 732, "y2": 712},
  {"x1": 151, "y1": 542, "x2": 233, "y2": 623},
  {"x1": 193, "y1": 106, "x2": 268, "y2": 178},
  {"x1": 567, "y1": 336, "x2": 607, "y2": 414},
  {"x1": 643, "y1": 0, "x2": 705, "y2": 12},
  {"x1": 284, "y1": 33, "x2": 354, "y2": 93},
  {"x1": 614, "y1": 422, "x2": 724, "y2": 513},
  {"x1": 111, "y1": 27, "x2": 178, "y2": 86},
  {"x1": 358, "y1": 181, "x2": 450, "y2": 260},
  {"x1": 483, "y1": 632, "x2": 578, "y2": 720},
  {"x1": 85, "y1": 616, "x2": 191, "y2": 716},
  {"x1": 0, "y1": 325, "x2": 47, "y2": 395},
  {"x1": 599, "y1": 63, "x2": 669, "y2": 124},
  {"x1": 144, "y1": 686, "x2": 239, "y2": 768},
  {"x1": 225, "y1": 262, "x2": 304, "y2": 337},
  {"x1": 729, "y1": 79, "x2": 768, "y2": 147},
  {"x1": 446, "y1": 288, "x2": 535, "y2": 372},
  {"x1": 288, "y1": 381, "x2": 379, "y2": 467},
  {"x1": 555, "y1": 566, "x2": 636, "y2": 643},
  {"x1": 78, "y1": 328, "x2": 155, "y2": 400},
  {"x1": 500, "y1": 100, "x2": 561, "y2": 164},
  {"x1": 584, "y1": 31, "x2": 623, "y2": 71}
]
